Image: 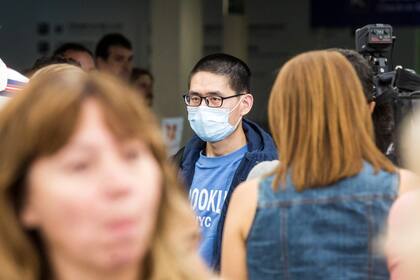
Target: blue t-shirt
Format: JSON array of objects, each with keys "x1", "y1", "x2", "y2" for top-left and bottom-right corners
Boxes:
[{"x1": 188, "y1": 145, "x2": 248, "y2": 268}]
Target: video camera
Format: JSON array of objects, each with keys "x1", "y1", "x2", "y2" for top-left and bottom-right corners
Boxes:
[
  {"x1": 356, "y1": 24, "x2": 420, "y2": 123},
  {"x1": 355, "y1": 24, "x2": 420, "y2": 164}
]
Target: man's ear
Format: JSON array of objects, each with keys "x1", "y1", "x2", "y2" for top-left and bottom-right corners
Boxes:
[{"x1": 240, "y1": 94, "x2": 254, "y2": 116}]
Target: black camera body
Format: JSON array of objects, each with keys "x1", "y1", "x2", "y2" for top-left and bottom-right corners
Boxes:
[
  {"x1": 355, "y1": 24, "x2": 420, "y2": 164},
  {"x1": 355, "y1": 24, "x2": 420, "y2": 119},
  {"x1": 356, "y1": 24, "x2": 393, "y2": 74}
]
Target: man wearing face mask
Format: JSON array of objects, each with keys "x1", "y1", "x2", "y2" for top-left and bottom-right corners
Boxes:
[{"x1": 175, "y1": 53, "x2": 277, "y2": 271}]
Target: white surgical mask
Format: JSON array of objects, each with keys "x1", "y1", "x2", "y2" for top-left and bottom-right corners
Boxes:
[{"x1": 187, "y1": 98, "x2": 243, "y2": 142}]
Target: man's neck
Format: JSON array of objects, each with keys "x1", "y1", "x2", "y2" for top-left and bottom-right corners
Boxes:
[{"x1": 205, "y1": 124, "x2": 247, "y2": 157}]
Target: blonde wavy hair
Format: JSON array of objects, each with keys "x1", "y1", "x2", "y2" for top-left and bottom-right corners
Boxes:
[{"x1": 0, "y1": 70, "x2": 210, "y2": 279}]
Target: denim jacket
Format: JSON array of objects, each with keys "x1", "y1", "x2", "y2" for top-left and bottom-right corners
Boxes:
[{"x1": 247, "y1": 162, "x2": 398, "y2": 280}]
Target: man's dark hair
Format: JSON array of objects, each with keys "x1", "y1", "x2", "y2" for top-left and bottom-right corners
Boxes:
[
  {"x1": 53, "y1": 43, "x2": 93, "y2": 58},
  {"x1": 130, "y1": 68, "x2": 154, "y2": 83},
  {"x1": 332, "y1": 48, "x2": 375, "y2": 102},
  {"x1": 331, "y1": 48, "x2": 398, "y2": 163},
  {"x1": 95, "y1": 33, "x2": 132, "y2": 60},
  {"x1": 30, "y1": 56, "x2": 81, "y2": 72},
  {"x1": 22, "y1": 55, "x2": 81, "y2": 77},
  {"x1": 189, "y1": 53, "x2": 251, "y2": 93}
]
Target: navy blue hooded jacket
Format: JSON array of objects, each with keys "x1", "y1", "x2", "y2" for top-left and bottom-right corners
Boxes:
[{"x1": 177, "y1": 118, "x2": 278, "y2": 270}]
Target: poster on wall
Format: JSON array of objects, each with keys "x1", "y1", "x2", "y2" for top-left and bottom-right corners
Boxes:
[{"x1": 161, "y1": 117, "x2": 184, "y2": 156}]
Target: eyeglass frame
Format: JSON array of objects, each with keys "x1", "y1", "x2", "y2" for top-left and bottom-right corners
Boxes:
[{"x1": 182, "y1": 93, "x2": 246, "y2": 108}]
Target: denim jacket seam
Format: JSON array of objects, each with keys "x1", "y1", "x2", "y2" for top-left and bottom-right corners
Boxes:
[
  {"x1": 281, "y1": 209, "x2": 289, "y2": 280},
  {"x1": 258, "y1": 193, "x2": 396, "y2": 208},
  {"x1": 392, "y1": 172, "x2": 400, "y2": 195},
  {"x1": 367, "y1": 202, "x2": 373, "y2": 279}
]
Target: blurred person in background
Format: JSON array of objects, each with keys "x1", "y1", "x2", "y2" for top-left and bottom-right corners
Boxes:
[
  {"x1": 130, "y1": 68, "x2": 154, "y2": 107},
  {"x1": 385, "y1": 111, "x2": 420, "y2": 280},
  {"x1": 54, "y1": 42, "x2": 96, "y2": 72},
  {"x1": 29, "y1": 64, "x2": 84, "y2": 81},
  {"x1": 0, "y1": 69, "x2": 211, "y2": 280},
  {"x1": 24, "y1": 55, "x2": 81, "y2": 77},
  {"x1": 221, "y1": 50, "x2": 417, "y2": 280},
  {"x1": 96, "y1": 33, "x2": 133, "y2": 81}
]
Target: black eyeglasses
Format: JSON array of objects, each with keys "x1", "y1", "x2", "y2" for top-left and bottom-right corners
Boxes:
[{"x1": 183, "y1": 93, "x2": 245, "y2": 108}]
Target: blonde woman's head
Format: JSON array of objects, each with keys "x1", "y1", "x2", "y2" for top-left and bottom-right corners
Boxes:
[{"x1": 0, "y1": 70, "x2": 208, "y2": 279}]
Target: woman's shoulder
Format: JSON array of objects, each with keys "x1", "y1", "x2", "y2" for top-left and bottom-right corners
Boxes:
[
  {"x1": 232, "y1": 179, "x2": 260, "y2": 207},
  {"x1": 228, "y1": 179, "x2": 261, "y2": 238},
  {"x1": 389, "y1": 188, "x2": 420, "y2": 226},
  {"x1": 398, "y1": 168, "x2": 420, "y2": 195},
  {"x1": 386, "y1": 188, "x2": 420, "y2": 279}
]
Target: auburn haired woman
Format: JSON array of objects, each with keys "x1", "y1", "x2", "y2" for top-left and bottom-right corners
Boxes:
[
  {"x1": 0, "y1": 68, "x2": 211, "y2": 280},
  {"x1": 221, "y1": 50, "x2": 415, "y2": 280}
]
